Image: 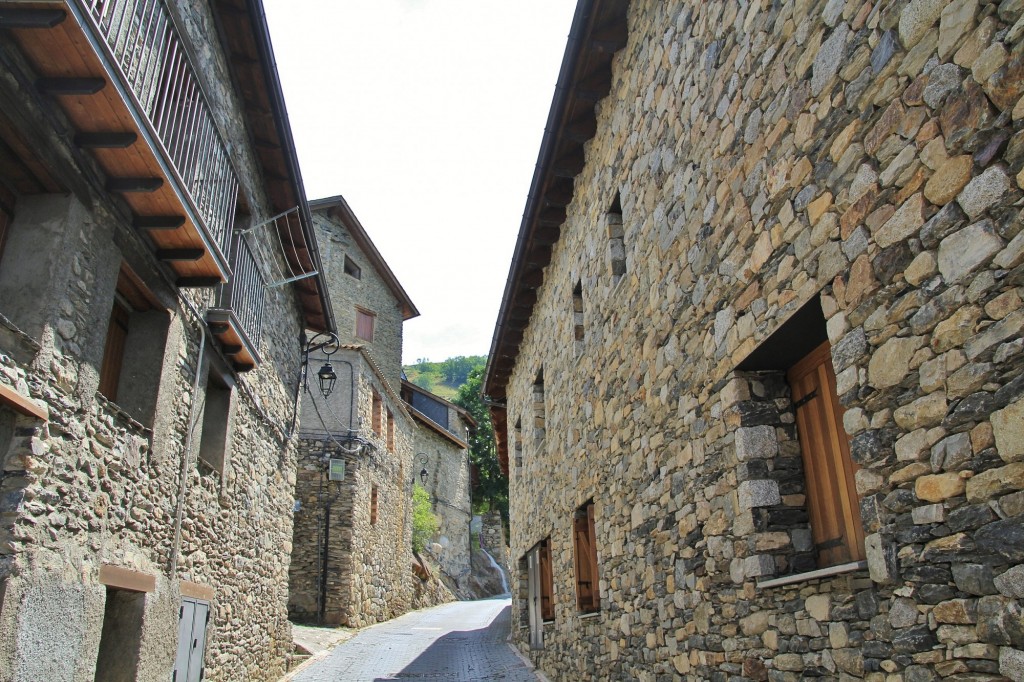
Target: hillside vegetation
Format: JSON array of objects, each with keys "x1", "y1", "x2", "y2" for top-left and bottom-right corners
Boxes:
[{"x1": 403, "y1": 355, "x2": 486, "y2": 400}]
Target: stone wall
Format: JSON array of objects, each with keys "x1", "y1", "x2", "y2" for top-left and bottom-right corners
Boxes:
[
  {"x1": 0, "y1": 2, "x2": 314, "y2": 679},
  {"x1": 311, "y1": 209, "x2": 406, "y2": 391},
  {"x1": 409, "y1": 415, "x2": 473, "y2": 584},
  {"x1": 502, "y1": 0, "x2": 1024, "y2": 679},
  {"x1": 290, "y1": 348, "x2": 423, "y2": 628}
]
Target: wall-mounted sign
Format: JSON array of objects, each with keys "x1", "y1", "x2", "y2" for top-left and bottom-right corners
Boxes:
[{"x1": 329, "y1": 458, "x2": 346, "y2": 481}]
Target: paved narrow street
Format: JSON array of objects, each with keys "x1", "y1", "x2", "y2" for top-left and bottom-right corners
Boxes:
[{"x1": 291, "y1": 598, "x2": 541, "y2": 681}]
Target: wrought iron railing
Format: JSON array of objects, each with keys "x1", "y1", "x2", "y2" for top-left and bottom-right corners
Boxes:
[
  {"x1": 217, "y1": 233, "x2": 265, "y2": 354},
  {"x1": 79, "y1": 0, "x2": 237, "y2": 262}
]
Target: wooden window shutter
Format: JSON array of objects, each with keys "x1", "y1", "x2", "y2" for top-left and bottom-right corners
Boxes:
[
  {"x1": 574, "y1": 502, "x2": 600, "y2": 612},
  {"x1": 539, "y1": 539, "x2": 554, "y2": 621},
  {"x1": 99, "y1": 300, "x2": 130, "y2": 400},
  {"x1": 787, "y1": 341, "x2": 866, "y2": 567},
  {"x1": 356, "y1": 308, "x2": 375, "y2": 342}
]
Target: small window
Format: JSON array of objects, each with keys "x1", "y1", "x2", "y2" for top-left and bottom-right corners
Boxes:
[
  {"x1": 572, "y1": 281, "x2": 584, "y2": 357},
  {"x1": 356, "y1": 307, "x2": 375, "y2": 342},
  {"x1": 344, "y1": 255, "x2": 361, "y2": 279},
  {"x1": 607, "y1": 193, "x2": 625, "y2": 278},
  {"x1": 573, "y1": 501, "x2": 600, "y2": 613},
  {"x1": 98, "y1": 264, "x2": 169, "y2": 426},
  {"x1": 514, "y1": 418, "x2": 523, "y2": 468},
  {"x1": 371, "y1": 389, "x2": 382, "y2": 436},
  {"x1": 385, "y1": 405, "x2": 393, "y2": 448},
  {"x1": 532, "y1": 371, "x2": 545, "y2": 443},
  {"x1": 370, "y1": 485, "x2": 379, "y2": 525},
  {"x1": 197, "y1": 359, "x2": 233, "y2": 475}
]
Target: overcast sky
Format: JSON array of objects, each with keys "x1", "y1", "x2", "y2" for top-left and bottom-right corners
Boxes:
[{"x1": 263, "y1": 0, "x2": 578, "y2": 364}]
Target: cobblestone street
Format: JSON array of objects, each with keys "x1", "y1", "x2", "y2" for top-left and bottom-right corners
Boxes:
[{"x1": 289, "y1": 598, "x2": 541, "y2": 681}]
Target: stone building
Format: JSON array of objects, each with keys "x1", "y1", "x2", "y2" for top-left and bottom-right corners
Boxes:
[
  {"x1": 485, "y1": 0, "x2": 1024, "y2": 680},
  {"x1": 401, "y1": 378, "x2": 475, "y2": 584},
  {"x1": 289, "y1": 196, "x2": 471, "y2": 626},
  {"x1": 0, "y1": 0, "x2": 333, "y2": 680}
]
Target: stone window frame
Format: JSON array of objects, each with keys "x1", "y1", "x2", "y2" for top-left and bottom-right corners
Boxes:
[
  {"x1": 731, "y1": 299, "x2": 870, "y2": 587},
  {"x1": 355, "y1": 306, "x2": 375, "y2": 342}
]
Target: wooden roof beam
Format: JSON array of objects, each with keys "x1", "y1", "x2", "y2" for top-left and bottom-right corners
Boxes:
[{"x1": 0, "y1": 9, "x2": 67, "y2": 28}]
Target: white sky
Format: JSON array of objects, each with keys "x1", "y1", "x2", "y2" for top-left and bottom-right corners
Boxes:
[{"x1": 263, "y1": 0, "x2": 578, "y2": 364}]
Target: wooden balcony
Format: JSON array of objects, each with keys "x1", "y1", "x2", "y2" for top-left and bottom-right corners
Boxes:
[
  {"x1": 207, "y1": 233, "x2": 263, "y2": 370},
  {"x1": 0, "y1": 0, "x2": 241, "y2": 284}
]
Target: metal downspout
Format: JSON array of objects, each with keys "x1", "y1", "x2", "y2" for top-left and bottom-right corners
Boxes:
[{"x1": 169, "y1": 328, "x2": 206, "y2": 577}]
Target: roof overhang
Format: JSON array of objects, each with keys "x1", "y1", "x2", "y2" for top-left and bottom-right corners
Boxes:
[
  {"x1": 310, "y1": 195, "x2": 420, "y2": 320},
  {"x1": 213, "y1": 0, "x2": 335, "y2": 334},
  {"x1": 483, "y1": 0, "x2": 629, "y2": 400}
]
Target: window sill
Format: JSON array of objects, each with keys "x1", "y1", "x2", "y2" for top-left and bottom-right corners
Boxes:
[
  {"x1": 577, "y1": 611, "x2": 601, "y2": 620},
  {"x1": 756, "y1": 561, "x2": 867, "y2": 589}
]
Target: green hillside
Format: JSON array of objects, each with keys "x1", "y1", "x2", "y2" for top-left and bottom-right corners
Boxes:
[{"x1": 403, "y1": 355, "x2": 486, "y2": 400}]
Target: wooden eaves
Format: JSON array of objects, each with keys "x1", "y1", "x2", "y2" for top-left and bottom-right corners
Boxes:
[
  {"x1": 213, "y1": 0, "x2": 335, "y2": 334},
  {"x1": 481, "y1": 0, "x2": 629, "y2": 474}
]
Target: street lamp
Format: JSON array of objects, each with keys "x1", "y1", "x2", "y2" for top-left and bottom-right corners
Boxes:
[
  {"x1": 414, "y1": 453, "x2": 430, "y2": 486},
  {"x1": 303, "y1": 331, "x2": 341, "y2": 399}
]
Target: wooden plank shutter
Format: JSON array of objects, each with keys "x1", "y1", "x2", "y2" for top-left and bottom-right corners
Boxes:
[
  {"x1": 99, "y1": 300, "x2": 129, "y2": 400},
  {"x1": 574, "y1": 513, "x2": 593, "y2": 610},
  {"x1": 574, "y1": 503, "x2": 600, "y2": 612},
  {"x1": 539, "y1": 539, "x2": 554, "y2": 621},
  {"x1": 356, "y1": 308, "x2": 375, "y2": 341},
  {"x1": 787, "y1": 341, "x2": 866, "y2": 566}
]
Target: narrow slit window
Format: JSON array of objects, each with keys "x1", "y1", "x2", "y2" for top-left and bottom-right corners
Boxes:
[
  {"x1": 607, "y1": 193, "x2": 625, "y2": 278},
  {"x1": 573, "y1": 500, "x2": 600, "y2": 613},
  {"x1": 386, "y1": 408, "x2": 395, "y2": 451},
  {"x1": 572, "y1": 281, "x2": 584, "y2": 356},
  {"x1": 514, "y1": 418, "x2": 523, "y2": 468},
  {"x1": 370, "y1": 484, "x2": 379, "y2": 525},
  {"x1": 371, "y1": 389, "x2": 382, "y2": 436},
  {"x1": 532, "y1": 370, "x2": 545, "y2": 444}
]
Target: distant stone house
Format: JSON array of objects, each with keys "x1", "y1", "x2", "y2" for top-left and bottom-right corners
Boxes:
[
  {"x1": 0, "y1": 1, "x2": 333, "y2": 680},
  {"x1": 486, "y1": 0, "x2": 1024, "y2": 680},
  {"x1": 289, "y1": 196, "x2": 471, "y2": 626},
  {"x1": 401, "y1": 378, "x2": 475, "y2": 583}
]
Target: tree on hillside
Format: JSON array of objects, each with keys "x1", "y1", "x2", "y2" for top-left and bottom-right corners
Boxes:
[
  {"x1": 441, "y1": 355, "x2": 475, "y2": 386},
  {"x1": 453, "y1": 368, "x2": 508, "y2": 522}
]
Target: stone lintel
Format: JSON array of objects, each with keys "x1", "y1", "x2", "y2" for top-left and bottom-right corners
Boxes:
[
  {"x1": 99, "y1": 564, "x2": 156, "y2": 593},
  {"x1": 180, "y1": 580, "x2": 215, "y2": 601}
]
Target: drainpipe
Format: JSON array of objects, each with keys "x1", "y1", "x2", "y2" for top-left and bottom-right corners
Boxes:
[{"x1": 169, "y1": 328, "x2": 206, "y2": 577}]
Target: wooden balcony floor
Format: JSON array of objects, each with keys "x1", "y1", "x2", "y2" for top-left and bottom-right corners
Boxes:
[{"x1": 5, "y1": 1, "x2": 229, "y2": 282}]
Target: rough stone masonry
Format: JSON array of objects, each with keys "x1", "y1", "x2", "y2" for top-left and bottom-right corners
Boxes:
[{"x1": 488, "y1": 0, "x2": 1024, "y2": 679}]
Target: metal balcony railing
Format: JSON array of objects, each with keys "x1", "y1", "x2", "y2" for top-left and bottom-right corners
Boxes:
[
  {"x1": 79, "y1": 0, "x2": 237, "y2": 261},
  {"x1": 215, "y1": 232, "x2": 265, "y2": 356}
]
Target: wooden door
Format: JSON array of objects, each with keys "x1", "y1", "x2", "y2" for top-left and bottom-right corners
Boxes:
[{"x1": 787, "y1": 341, "x2": 865, "y2": 566}]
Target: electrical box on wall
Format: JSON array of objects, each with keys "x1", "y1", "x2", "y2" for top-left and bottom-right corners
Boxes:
[{"x1": 329, "y1": 458, "x2": 346, "y2": 481}]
